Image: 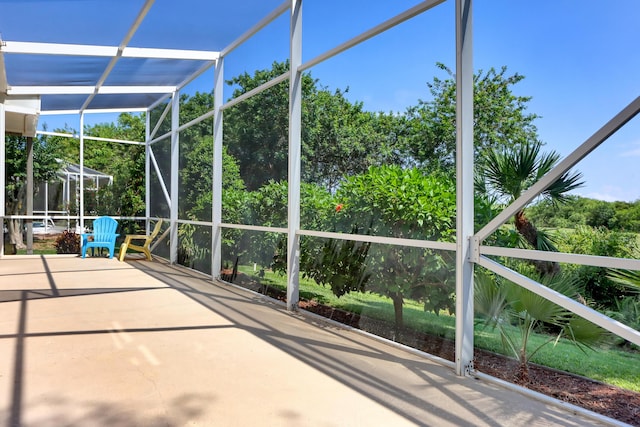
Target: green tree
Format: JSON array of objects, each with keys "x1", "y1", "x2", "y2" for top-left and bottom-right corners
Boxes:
[
  {"x1": 176, "y1": 90, "x2": 218, "y2": 217},
  {"x1": 302, "y1": 225, "x2": 372, "y2": 298},
  {"x1": 83, "y1": 114, "x2": 146, "y2": 221},
  {"x1": 607, "y1": 200, "x2": 640, "y2": 232},
  {"x1": 234, "y1": 180, "x2": 335, "y2": 272},
  {"x1": 528, "y1": 196, "x2": 587, "y2": 229},
  {"x1": 586, "y1": 201, "x2": 616, "y2": 229},
  {"x1": 83, "y1": 113, "x2": 145, "y2": 172},
  {"x1": 476, "y1": 141, "x2": 584, "y2": 276},
  {"x1": 172, "y1": 91, "x2": 248, "y2": 269},
  {"x1": 335, "y1": 165, "x2": 457, "y2": 332},
  {"x1": 223, "y1": 61, "x2": 291, "y2": 190},
  {"x1": 404, "y1": 63, "x2": 541, "y2": 171},
  {"x1": 4, "y1": 135, "x2": 61, "y2": 248},
  {"x1": 223, "y1": 61, "x2": 404, "y2": 191},
  {"x1": 44, "y1": 113, "x2": 147, "y2": 221},
  {"x1": 527, "y1": 196, "x2": 640, "y2": 233},
  {"x1": 303, "y1": 88, "x2": 404, "y2": 191}
]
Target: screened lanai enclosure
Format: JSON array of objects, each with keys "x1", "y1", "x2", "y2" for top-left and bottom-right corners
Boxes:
[
  {"x1": 1, "y1": 0, "x2": 640, "y2": 422},
  {"x1": 33, "y1": 162, "x2": 113, "y2": 220}
]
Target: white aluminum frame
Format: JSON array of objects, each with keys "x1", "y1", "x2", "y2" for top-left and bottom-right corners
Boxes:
[
  {"x1": 0, "y1": 102, "x2": 4, "y2": 258},
  {"x1": 454, "y1": 0, "x2": 474, "y2": 376},
  {"x1": 145, "y1": 107, "x2": 151, "y2": 234},
  {"x1": 1, "y1": 0, "x2": 638, "y2": 382},
  {"x1": 287, "y1": 0, "x2": 303, "y2": 311},
  {"x1": 78, "y1": 113, "x2": 85, "y2": 232},
  {"x1": 475, "y1": 96, "x2": 640, "y2": 244},
  {"x1": 169, "y1": 91, "x2": 180, "y2": 264},
  {"x1": 2, "y1": 31, "x2": 220, "y2": 116},
  {"x1": 473, "y1": 96, "x2": 640, "y2": 349},
  {"x1": 212, "y1": 57, "x2": 224, "y2": 278}
]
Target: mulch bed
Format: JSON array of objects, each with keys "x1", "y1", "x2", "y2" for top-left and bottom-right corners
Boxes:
[{"x1": 230, "y1": 274, "x2": 640, "y2": 426}]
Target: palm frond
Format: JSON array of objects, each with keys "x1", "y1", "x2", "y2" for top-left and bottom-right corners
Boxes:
[
  {"x1": 535, "y1": 228, "x2": 558, "y2": 252},
  {"x1": 474, "y1": 270, "x2": 509, "y2": 325},
  {"x1": 543, "y1": 169, "x2": 585, "y2": 204},
  {"x1": 534, "y1": 149, "x2": 560, "y2": 179},
  {"x1": 608, "y1": 269, "x2": 640, "y2": 293},
  {"x1": 504, "y1": 273, "x2": 581, "y2": 326},
  {"x1": 514, "y1": 141, "x2": 542, "y2": 183},
  {"x1": 564, "y1": 315, "x2": 608, "y2": 351}
]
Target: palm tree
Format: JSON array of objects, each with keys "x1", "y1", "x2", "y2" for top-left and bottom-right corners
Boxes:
[
  {"x1": 475, "y1": 269, "x2": 606, "y2": 383},
  {"x1": 476, "y1": 141, "x2": 584, "y2": 276}
]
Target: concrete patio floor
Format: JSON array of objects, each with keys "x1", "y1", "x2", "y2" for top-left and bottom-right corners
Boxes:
[{"x1": 0, "y1": 255, "x2": 620, "y2": 426}]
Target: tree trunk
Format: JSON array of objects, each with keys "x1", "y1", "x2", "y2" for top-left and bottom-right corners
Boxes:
[
  {"x1": 7, "y1": 219, "x2": 25, "y2": 249},
  {"x1": 514, "y1": 210, "x2": 537, "y2": 247},
  {"x1": 6, "y1": 182, "x2": 26, "y2": 249},
  {"x1": 514, "y1": 210, "x2": 559, "y2": 277},
  {"x1": 391, "y1": 292, "x2": 404, "y2": 340},
  {"x1": 515, "y1": 349, "x2": 530, "y2": 384}
]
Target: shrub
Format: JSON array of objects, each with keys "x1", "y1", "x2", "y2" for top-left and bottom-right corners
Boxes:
[
  {"x1": 557, "y1": 226, "x2": 639, "y2": 308},
  {"x1": 54, "y1": 230, "x2": 80, "y2": 254},
  {"x1": 605, "y1": 296, "x2": 640, "y2": 350},
  {"x1": 475, "y1": 269, "x2": 607, "y2": 382}
]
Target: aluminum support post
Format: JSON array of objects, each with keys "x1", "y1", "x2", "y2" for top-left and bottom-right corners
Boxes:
[
  {"x1": 145, "y1": 108, "x2": 151, "y2": 234},
  {"x1": 170, "y1": 91, "x2": 180, "y2": 264},
  {"x1": 79, "y1": 113, "x2": 85, "y2": 233},
  {"x1": 26, "y1": 137, "x2": 33, "y2": 254},
  {"x1": 212, "y1": 58, "x2": 224, "y2": 279},
  {"x1": 0, "y1": 103, "x2": 5, "y2": 258},
  {"x1": 287, "y1": 0, "x2": 302, "y2": 311},
  {"x1": 455, "y1": 0, "x2": 475, "y2": 377}
]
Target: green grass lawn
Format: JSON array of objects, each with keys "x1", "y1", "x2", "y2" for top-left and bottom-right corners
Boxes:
[
  {"x1": 238, "y1": 265, "x2": 640, "y2": 393},
  {"x1": 14, "y1": 236, "x2": 58, "y2": 255}
]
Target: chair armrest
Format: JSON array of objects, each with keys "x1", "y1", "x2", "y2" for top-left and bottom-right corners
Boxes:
[{"x1": 124, "y1": 234, "x2": 148, "y2": 240}]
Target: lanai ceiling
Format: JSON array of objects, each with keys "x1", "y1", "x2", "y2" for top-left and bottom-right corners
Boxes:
[{"x1": 0, "y1": 0, "x2": 284, "y2": 115}]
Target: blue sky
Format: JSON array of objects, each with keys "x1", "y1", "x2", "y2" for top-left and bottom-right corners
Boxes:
[{"x1": 13, "y1": 0, "x2": 639, "y2": 202}]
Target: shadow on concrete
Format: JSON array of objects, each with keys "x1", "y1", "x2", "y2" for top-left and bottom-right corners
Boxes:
[
  {"x1": 0, "y1": 256, "x2": 609, "y2": 427},
  {"x1": 127, "y1": 260, "x2": 604, "y2": 427}
]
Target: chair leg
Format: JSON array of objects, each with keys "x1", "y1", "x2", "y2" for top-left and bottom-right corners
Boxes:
[{"x1": 119, "y1": 243, "x2": 128, "y2": 262}]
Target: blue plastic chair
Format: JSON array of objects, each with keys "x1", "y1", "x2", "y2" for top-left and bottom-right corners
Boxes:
[{"x1": 81, "y1": 216, "x2": 119, "y2": 258}]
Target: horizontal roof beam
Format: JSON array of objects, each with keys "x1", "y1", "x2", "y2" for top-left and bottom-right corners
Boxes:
[
  {"x1": 8, "y1": 85, "x2": 177, "y2": 95},
  {"x1": 2, "y1": 41, "x2": 219, "y2": 61},
  {"x1": 123, "y1": 47, "x2": 219, "y2": 61},
  {"x1": 38, "y1": 130, "x2": 144, "y2": 145},
  {"x1": 39, "y1": 108, "x2": 148, "y2": 115},
  {"x1": 3, "y1": 41, "x2": 116, "y2": 57}
]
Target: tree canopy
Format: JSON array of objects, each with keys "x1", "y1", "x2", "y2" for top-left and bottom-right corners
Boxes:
[
  {"x1": 4, "y1": 59, "x2": 636, "y2": 326},
  {"x1": 404, "y1": 63, "x2": 542, "y2": 171},
  {"x1": 223, "y1": 60, "x2": 405, "y2": 191}
]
